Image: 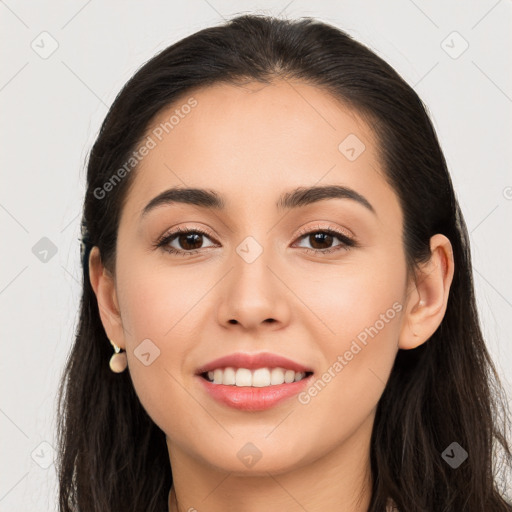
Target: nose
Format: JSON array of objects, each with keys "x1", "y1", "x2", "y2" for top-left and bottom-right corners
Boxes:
[{"x1": 216, "y1": 247, "x2": 291, "y2": 332}]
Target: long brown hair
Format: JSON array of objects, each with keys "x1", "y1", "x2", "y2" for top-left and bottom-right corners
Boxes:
[{"x1": 57, "y1": 14, "x2": 512, "y2": 511}]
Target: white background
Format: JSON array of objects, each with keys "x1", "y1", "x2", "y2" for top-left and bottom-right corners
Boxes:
[{"x1": 1, "y1": 1, "x2": 511, "y2": 509}]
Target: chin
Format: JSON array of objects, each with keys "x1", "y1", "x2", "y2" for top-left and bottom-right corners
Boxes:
[{"x1": 194, "y1": 438, "x2": 311, "y2": 476}]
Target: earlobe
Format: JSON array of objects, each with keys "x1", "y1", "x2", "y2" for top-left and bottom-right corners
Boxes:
[
  {"x1": 398, "y1": 234, "x2": 455, "y2": 350},
  {"x1": 88, "y1": 246, "x2": 126, "y2": 349}
]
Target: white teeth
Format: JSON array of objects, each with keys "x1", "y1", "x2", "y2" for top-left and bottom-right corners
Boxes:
[
  {"x1": 222, "y1": 367, "x2": 236, "y2": 385},
  {"x1": 235, "y1": 368, "x2": 252, "y2": 386},
  {"x1": 252, "y1": 368, "x2": 271, "y2": 387},
  {"x1": 284, "y1": 369, "x2": 295, "y2": 383},
  {"x1": 270, "y1": 367, "x2": 285, "y2": 385},
  {"x1": 213, "y1": 369, "x2": 223, "y2": 384},
  {"x1": 205, "y1": 367, "x2": 308, "y2": 386}
]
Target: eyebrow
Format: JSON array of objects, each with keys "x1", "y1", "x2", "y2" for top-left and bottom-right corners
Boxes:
[{"x1": 140, "y1": 184, "x2": 376, "y2": 219}]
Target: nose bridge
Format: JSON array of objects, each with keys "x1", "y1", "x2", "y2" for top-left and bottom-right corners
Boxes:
[
  {"x1": 231, "y1": 233, "x2": 274, "y2": 305},
  {"x1": 217, "y1": 232, "x2": 289, "y2": 329}
]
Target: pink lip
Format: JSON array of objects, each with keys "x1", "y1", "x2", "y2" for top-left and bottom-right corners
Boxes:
[
  {"x1": 197, "y1": 373, "x2": 314, "y2": 411},
  {"x1": 195, "y1": 352, "x2": 313, "y2": 375}
]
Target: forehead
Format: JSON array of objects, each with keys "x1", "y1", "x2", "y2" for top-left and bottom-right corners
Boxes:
[{"x1": 121, "y1": 80, "x2": 400, "y2": 224}]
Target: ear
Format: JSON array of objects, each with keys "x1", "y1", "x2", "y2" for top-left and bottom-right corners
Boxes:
[
  {"x1": 398, "y1": 234, "x2": 455, "y2": 350},
  {"x1": 88, "y1": 246, "x2": 126, "y2": 350}
]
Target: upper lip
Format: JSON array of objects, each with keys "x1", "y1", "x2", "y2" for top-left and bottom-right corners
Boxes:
[{"x1": 196, "y1": 352, "x2": 314, "y2": 375}]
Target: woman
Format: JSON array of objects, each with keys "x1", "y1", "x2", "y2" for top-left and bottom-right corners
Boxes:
[{"x1": 57, "y1": 14, "x2": 512, "y2": 512}]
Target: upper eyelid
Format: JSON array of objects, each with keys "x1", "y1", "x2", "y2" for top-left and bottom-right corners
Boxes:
[
  {"x1": 295, "y1": 223, "x2": 353, "y2": 239},
  {"x1": 162, "y1": 224, "x2": 352, "y2": 240}
]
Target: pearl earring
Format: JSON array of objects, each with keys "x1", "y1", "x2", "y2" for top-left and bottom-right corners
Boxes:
[{"x1": 109, "y1": 339, "x2": 127, "y2": 373}]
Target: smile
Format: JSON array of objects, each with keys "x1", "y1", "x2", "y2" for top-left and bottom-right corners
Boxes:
[
  {"x1": 197, "y1": 371, "x2": 315, "y2": 411},
  {"x1": 202, "y1": 367, "x2": 311, "y2": 387}
]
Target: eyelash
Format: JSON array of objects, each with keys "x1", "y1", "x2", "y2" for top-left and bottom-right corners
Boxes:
[{"x1": 154, "y1": 224, "x2": 357, "y2": 257}]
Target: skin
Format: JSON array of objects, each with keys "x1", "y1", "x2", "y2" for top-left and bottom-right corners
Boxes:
[{"x1": 89, "y1": 80, "x2": 454, "y2": 512}]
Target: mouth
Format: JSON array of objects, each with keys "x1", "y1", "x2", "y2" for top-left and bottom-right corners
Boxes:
[
  {"x1": 195, "y1": 352, "x2": 314, "y2": 411},
  {"x1": 196, "y1": 367, "x2": 314, "y2": 411},
  {"x1": 200, "y1": 367, "x2": 314, "y2": 387}
]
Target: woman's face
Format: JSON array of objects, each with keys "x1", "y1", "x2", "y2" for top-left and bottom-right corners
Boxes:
[{"x1": 105, "y1": 80, "x2": 411, "y2": 475}]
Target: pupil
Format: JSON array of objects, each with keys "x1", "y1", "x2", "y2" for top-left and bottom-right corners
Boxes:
[
  {"x1": 311, "y1": 232, "x2": 332, "y2": 249},
  {"x1": 180, "y1": 233, "x2": 202, "y2": 250}
]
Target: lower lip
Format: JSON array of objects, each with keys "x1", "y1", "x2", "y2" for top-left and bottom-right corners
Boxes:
[{"x1": 197, "y1": 374, "x2": 313, "y2": 411}]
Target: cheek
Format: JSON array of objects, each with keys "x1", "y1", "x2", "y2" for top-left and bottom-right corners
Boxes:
[
  {"x1": 294, "y1": 246, "x2": 405, "y2": 423},
  {"x1": 116, "y1": 258, "x2": 210, "y2": 341},
  {"x1": 295, "y1": 304, "x2": 402, "y2": 452},
  {"x1": 295, "y1": 242, "x2": 406, "y2": 348},
  {"x1": 113, "y1": 261, "x2": 204, "y2": 428}
]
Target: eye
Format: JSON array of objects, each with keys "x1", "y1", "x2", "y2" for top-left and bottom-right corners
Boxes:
[
  {"x1": 154, "y1": 224, "x2": 357, "y2": 257},
  {"x1": 154, "y1": 226, "x2": 217, "y2": 256},
  {"x1": 293, "y1": 224, "x2": 356, "y2": 255}
]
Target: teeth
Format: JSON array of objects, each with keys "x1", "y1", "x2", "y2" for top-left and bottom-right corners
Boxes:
[
  {"x1": 205, "y1": 367, "x2": 308, "y2": 386},
  {"x1": 235, "y1": 368, "x2": 252, "y2": 386}
]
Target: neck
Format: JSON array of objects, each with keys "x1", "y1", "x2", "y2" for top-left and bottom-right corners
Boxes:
[{"x1": 167, "y1": 412, "x2": 374, "y2": 512}]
